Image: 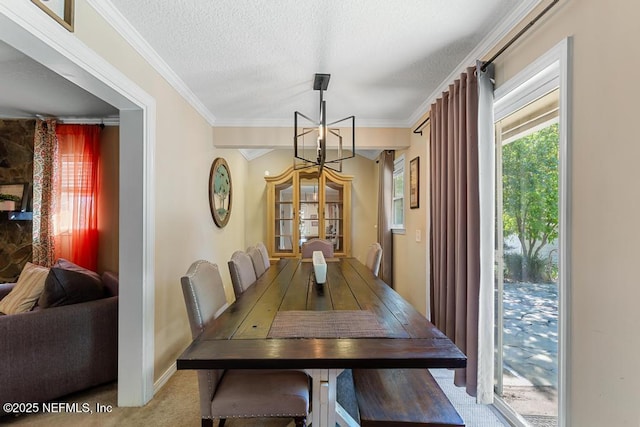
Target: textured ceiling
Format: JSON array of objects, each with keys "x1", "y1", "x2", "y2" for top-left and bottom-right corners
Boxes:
[
  {"x1": 108, "y1": 0, "x2": 520, "y2": 127},
  {"x1": 0, "y1": 1, "x2": 524, "y2": 127}
]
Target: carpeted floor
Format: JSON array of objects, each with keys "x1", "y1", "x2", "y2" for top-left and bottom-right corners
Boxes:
[{"x1": 1, "y1": 369, "x2": 508, "y2": 427}]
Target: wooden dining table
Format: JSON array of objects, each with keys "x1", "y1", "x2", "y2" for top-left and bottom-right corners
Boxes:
[{"x1": 177, "y1": 257, "x2": 466, "y2": 427}]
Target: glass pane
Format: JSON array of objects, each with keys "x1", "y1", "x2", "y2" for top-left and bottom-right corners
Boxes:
[
  {"x1": 393, "y1": 173, "x2": 403, "y2": 197},
  {"x1": 495, "y1": 89, "x2": 559, "y2": 424},
  {"x1": 275, "y1": 179, "x2": 294, "y2": 253},
  {"x1": 393, "y1": 199, "x2": 403, "y2": 226},
  {"x1": 299, "y1": 173, "x2": 319, "y2": 249},
  {"x1": 325, "y1": 179, "x2": 343, "y2": 252}
]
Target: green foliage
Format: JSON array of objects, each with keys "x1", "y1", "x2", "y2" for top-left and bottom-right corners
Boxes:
[
  {"x1": 214, "y1": 165, "x2": 230, "y2": 214},
  {"x1": 0, "y1": 193, "x2": 20, "y2": 202},
  {"x1": 504, "y1": 253, "x2": 550, "y2": 283},
  {"x1": 502, "y1": 124, "x2": 558, "y2": 281}
]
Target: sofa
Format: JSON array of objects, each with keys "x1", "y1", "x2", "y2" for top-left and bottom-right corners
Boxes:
[{"x1": 0, "y1": 263, "x2": 118, "y2": 416}]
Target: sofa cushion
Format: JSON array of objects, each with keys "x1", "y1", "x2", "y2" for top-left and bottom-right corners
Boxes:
[
  {"x1": 38, "y1": 259, "x2": 104, "y2": 308},
  {"x1": 0, "y1": 262, "x2": 49, "y2": 314}
]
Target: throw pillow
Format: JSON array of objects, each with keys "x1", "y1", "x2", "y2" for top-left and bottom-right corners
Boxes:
[
  {"x1": 0, "y1": 262, "x2": 49, "y2": 314},
  {"x1": 38, "y1": 259, "x2": 104, "y2": 308}
]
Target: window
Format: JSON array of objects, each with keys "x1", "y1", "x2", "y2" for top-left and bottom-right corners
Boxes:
[{"x1": 391, "y1": 154, "x2": 405, "y2": 229}]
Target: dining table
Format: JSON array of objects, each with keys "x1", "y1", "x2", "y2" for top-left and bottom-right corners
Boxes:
[{"x1": 176, "y1": 257, "x2": 466, "y2": 427}]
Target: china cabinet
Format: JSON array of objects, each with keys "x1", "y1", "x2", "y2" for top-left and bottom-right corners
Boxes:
[{"x1": 265, "y1": 166, "x2": 352, "y2": 258}]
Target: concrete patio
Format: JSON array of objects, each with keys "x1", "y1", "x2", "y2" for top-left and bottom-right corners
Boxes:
[{"x1": 501, "y1": 281, "x2": 559, "y2": 425}]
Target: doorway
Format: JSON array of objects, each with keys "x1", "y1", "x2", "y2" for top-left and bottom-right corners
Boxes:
[
  {"x1": 492, "y1": 39, "x2": 571, "y2": 427},
  {"x1": 495, "y1": 90, "x2": 559, "y2": 426}
]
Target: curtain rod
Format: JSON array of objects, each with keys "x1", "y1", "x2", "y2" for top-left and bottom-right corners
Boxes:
[
  {"x1": 480, "y1": 0, "x2": 559, "y2": 72},
  {"x1": 413, "y1": 0, "x2": 559, "y2": 135},
  {"x1": 413, "y1": 117, "x2": 430, "y2": 136}
]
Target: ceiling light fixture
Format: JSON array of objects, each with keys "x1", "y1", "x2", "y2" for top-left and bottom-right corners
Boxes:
[{"x1": 294, "y1": 73, "x2": 355, "y2": 174}]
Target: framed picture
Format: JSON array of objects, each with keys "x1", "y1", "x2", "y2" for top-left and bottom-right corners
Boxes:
[
  {"x1": 0, "y1": 183, "x2": 29, "y2": 211},
  {"x1": 209, "y1": 158, "x2": 232, "y2": 228},
  {"x1": 409, "y1": 156, "x2": 419, "y2": 209},
  {"x1": 31, "y1": 0, "x2": 74, "y2": 32}
]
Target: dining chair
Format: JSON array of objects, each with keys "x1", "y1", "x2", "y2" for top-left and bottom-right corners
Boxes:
[
  {"x1": 180, "y1": 260, "x2": 310, "y2": 427},
  {"x1": 301, "y1": 238, "x2": 334, "y2": 258},
  {"x1": 227, "y1": 250, "x2": 257, "y2": 299},
  {"x1": 365, "y1": 242, "x2": 383, "y2": 276},
  {"x1": 255, "y1": 241, "x2": 271, "y2": 270},
  {"x1": 246, "y1": 246, "x2": 267, "y2": 278}
]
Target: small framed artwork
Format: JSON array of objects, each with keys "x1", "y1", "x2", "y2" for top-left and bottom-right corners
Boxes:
[
  {"x1": 31, "y1": 0, "x2": 74, "y2": 32},
  {"x1": 209, "y1": 158, "x2": 232, "y2": 228},
  {"x1": 409, "y1": 156, "x2": 419, "y2": 209},
  {"x1": 0, "y1": 183, "x2": 28, "y2": 211}
]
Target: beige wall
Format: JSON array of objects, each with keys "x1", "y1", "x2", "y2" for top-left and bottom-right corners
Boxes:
[
  {"x1": 491, "y1": 0, "x2": 640, "y2": 424},
  {"x1": 244, "y1": 149, "x2": 378, "y2": 263},
  {"x1": 393, "y1": 123, "x2": 429, "y2": 316},
  {"x1": 74, "y1": 1, "x2": 248, "y2": 381},
  {"x1": 213, "y1": 126, "x2": 410, "y2": 150},
  {"x1": 97, "y1": 125, "x2": 119, "y2": 275}
]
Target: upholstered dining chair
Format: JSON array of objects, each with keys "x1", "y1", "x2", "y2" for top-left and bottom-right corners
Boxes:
[
  {"x1": 246, "y1": 246, "x2": 267, "y2": 278},
  {"x1": 180, "y1": 260, "x2": 310, "y2": 427},
  {"x1": 301, "y1": 238, "x2": 334, "y2": 258},
  {"x1": 227, "y1": 250, "x2": 257, "y2": 299},
  {"x1": 255, "y1": 241, "x2": 271, "y2": 270},
  {"x1": 365, "y1": 242, "x2": 383, "y2": 277}
]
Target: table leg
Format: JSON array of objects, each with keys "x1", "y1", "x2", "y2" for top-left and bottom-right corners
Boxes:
[{"x1": 306, "y1": 369, "x2": 359, "y2": 427}]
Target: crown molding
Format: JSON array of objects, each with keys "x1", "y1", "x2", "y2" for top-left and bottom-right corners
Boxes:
[
  {"x1": 407, "y1": 0, "x2": 544, "y2": 127},
  {"x1": 87, "y1": 0, "x2": 217, "y2": 126}
]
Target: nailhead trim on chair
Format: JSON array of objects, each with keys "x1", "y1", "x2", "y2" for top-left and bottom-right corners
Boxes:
[{"x1": 215, "y1": 412, "x2": 307, "y2": 418}]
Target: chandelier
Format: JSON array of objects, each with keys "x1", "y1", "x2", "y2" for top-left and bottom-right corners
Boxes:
[{"x1": 294, "y1": 73, "x2": 355, "y2": 173}]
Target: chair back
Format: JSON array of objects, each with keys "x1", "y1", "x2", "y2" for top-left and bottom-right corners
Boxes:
[
  {"x1": 255, "y1": 242, "x2": 271, "y2": 270},
  {"x1": 247, "y1": 246, "x2": 267, "y2": 278},
  {"x1": 365, "y1": 242, "x2": 383, "y2": 276},
  {"x1": 180, "y1": 260, "x2": 227, "y2": 419},
  {"x1": 301, "y1": 238, "x2": 334, "y2": 258},
  {"x1": 228, "y1": 250, "x2": 258, "y2": 298},
  {"x1": 180, "y1": 260, "x2": 229, "y2": 338}
]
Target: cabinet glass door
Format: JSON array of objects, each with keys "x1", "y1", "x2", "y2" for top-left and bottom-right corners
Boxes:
[
  {"x1": 274, "y1": 178, "x2": 294, "y2": 253},
  {"x1": 324, "y1": 177, "x2": 344, "y2": 253},
  {"x1": 298, "y1": 172, "x2": 320, "y2": 252}
]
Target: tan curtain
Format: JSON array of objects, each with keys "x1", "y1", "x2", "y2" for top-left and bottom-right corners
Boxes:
[
  {"x1": 32, "y1": 118, "x2": 58, "y2": 267},
  {"x1": 377, "y1": 150, "x2": 394, "y2": 286},
  {"x1": 429, "y1": 67, "x2": 480, "y2": 396}
]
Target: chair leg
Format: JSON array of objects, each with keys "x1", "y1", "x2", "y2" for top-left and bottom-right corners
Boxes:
[
  {"x1": 294, "y1": 417, "x2": 306, "y2": 427},
  {"x1": 218, "y1": 419, "x2": 226, "y2": 427},
  {"x1": 201, "y1": 418, "x2": 213, "y2": 427}
]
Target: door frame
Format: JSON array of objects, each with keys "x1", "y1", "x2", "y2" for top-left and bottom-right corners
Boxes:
[
  {"x1": 492, "y1": 37, "x2": 572, "y2": 427},
  {"x1": 0, "y1": 1, "x2": 156, "y2": 407}
]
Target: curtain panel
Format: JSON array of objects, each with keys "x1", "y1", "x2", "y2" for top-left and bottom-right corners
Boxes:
[
  {"x1": 476, "y1": 62, "x2": 496, "y2": 404},
  {"x1": 32, "y1": 119, "x2": 58, "y2": 267},
  {"x1": 377, "y1": 150, "x2": 394, "y2": 286},
  {"x1": 429, "y1": 67, "x2": 480, "y2": 396},
  {"x1": 54, "y1": 124, "x2": 100, "y2": 272}
]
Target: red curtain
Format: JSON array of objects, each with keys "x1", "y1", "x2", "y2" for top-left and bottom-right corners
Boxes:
[{"x1": 53, "y1": 124, "x2": 100, "y2": 271}]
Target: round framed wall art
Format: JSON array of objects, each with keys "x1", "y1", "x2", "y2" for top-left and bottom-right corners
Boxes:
[{"x1": 209, "y1": 157, "x2": 232, "y2": 228}]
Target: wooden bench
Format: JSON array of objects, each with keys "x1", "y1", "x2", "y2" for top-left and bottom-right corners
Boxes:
[{"x1": 352, "y1": 368, "x2": 465, "y2": 427}]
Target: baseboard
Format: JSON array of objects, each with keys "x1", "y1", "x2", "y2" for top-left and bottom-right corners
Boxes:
[{"x1": 153, "y1": 362, "x2": 177, "y2": 395}]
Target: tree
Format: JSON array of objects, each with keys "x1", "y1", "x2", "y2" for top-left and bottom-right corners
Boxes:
[{"x1": 502, "y1": 123, "x2": 558, "y2": 282}]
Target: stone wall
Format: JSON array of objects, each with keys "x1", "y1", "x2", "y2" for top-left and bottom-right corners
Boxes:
[{"x1": 0, "y1": 119, "x2": 35, "y2": 282}]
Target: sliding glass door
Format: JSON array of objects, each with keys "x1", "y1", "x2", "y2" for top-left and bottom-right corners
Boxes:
[{"x1": 495, "y1": 89, "x2": 560, "y2": 426}]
